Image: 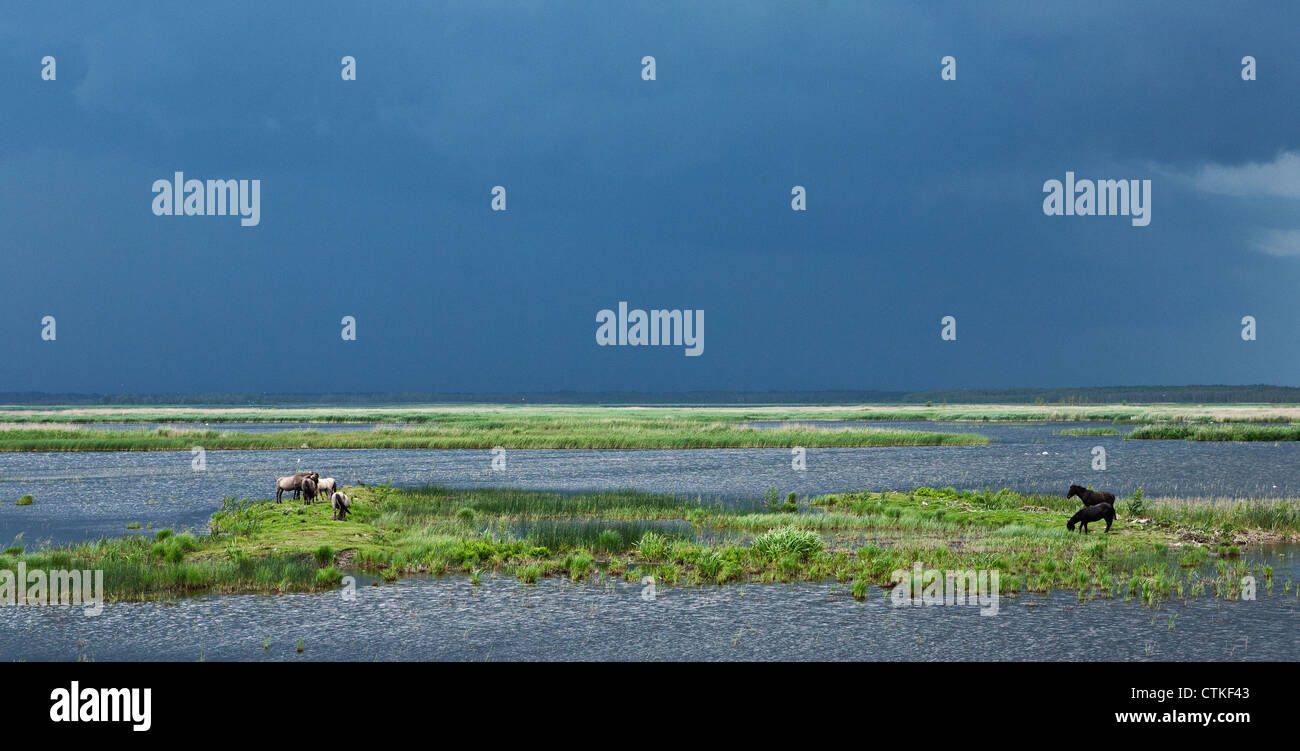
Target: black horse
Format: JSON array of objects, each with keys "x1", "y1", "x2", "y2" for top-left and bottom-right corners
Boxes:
[
  {"x1": 1067, "y1": 484, "x2": 1115, "y2": 507},
  {"x1": 1067, "y1": 502, "x2": 1115, "y2": 534}
]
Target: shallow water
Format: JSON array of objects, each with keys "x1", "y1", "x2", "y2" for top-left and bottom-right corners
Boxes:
[
  {"x1": 2, "y1": 421, "x2": 1297, "y2": 662},
  {"x1": 3, "y1": 572, "x2": 1295, "y2": 661},
  {"x1": 1, "y1": 421, "x2": 1296, "y2": 547}
]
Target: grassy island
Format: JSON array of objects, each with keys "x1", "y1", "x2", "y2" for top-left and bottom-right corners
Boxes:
[{"x1": 4, "y1": 484, "x2": 1295, "y2": 607}]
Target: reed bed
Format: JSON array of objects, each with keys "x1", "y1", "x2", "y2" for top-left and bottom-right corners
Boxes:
[{"x1": 1128, "y1": 424, "x2": 1300, "y2": 441}]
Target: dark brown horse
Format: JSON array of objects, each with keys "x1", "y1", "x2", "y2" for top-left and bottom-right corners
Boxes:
[
  {"x1": 1067, "y1": 484, "x2": 1115, "y2": 507},
  {"x1": 301, "y1": 477, "x2": 318, "y2": 504},
  {"x1": 1067, "y1": 502, "x2": 1115, "y2": 534}
]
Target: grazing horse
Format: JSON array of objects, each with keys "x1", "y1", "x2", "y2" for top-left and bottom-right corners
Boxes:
[
  {"x1": 301, "y1": 477, "x2": 318, "y2": 503},
  {"x1": 316, "y1": 478, "x2": 337, "y2": 497},
  {"x1": 1067, "y1": 484, "x2": 1115, "y2": 507},
  {"x1": 331, "y1": 491, "x2": 351, "y2": 521},
  {"x1": 275, "y1": 472, "x2": 319, "y2": 502},
  {"x1": 1067, "y1": 502, "x2": 1115, "y2": 534}
]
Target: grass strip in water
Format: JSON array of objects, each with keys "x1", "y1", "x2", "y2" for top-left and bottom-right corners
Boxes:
[
  {"x1": 0, "y1": 419, "x2": 988, "y2": 452},
  {"x1": 1127, "y1": 424, "x2": 1300, "y2": 441}
]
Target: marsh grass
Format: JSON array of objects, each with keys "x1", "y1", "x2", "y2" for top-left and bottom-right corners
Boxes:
[
  {"x1": 387, "y1": 486, "x2": 695, "y2": 519},
  {"x1": 1129, "y1": 424, "x2": 1300, "y2": 441},
  {"x1": 4, "y1": 532, "x2": 324, "y2": 601},
  {"x1": 518, "y1": 519, "x2": 691, "y2": 553},
  {"x1": 752, "y1": 527, "x2": 824, "y2": 560}
]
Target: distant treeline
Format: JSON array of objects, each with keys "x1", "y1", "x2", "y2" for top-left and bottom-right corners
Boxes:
[{"x1": 1, "y1": 385, "x2": 1298, "y2": 406}]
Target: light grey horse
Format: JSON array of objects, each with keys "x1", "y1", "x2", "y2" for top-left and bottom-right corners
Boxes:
[
  {"x1": 331, "y1": 491, "x2": 351, "y2": 521},
  {"x1": 316, "y1": 477, "x2": 338, "y2": 497}
]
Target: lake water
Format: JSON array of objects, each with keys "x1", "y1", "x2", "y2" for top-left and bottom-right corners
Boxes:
[
  {"x1": 2, "y1": 569, "x2": 1295, "y2": 661},
  {"x1": 2, "y1": 420, "x2": 1297, "y2": 661},
  {"x1": 0, "y1": 421, "x2": 1295, "y2": 547}
]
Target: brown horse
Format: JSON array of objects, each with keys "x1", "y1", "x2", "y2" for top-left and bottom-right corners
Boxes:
[
  {"x1": 275, "y1": 472, "x2": 319, "y2": 502},
  {"x1": 301, "y1": 477, "x2": 318, "y2": 504}
]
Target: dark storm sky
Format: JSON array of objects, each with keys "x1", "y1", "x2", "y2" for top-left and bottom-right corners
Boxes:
[{"x1": 2, "y1": 1, "x2": 1298, "y2": 394}]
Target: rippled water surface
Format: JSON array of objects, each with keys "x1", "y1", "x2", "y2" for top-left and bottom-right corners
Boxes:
[{"x1": 3, "y1": 572, "x2": 1296, "y2": 661}]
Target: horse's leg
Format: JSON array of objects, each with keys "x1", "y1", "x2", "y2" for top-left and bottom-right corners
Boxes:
[
  {"x1": 276, "y1": 487, "x2": 282, "y2": 502},
  {"x1": 1082, "y1": 522, "x2": 1089, "y2": 534}
]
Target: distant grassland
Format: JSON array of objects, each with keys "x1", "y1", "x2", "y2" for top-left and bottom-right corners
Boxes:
[
  {"x1": 0, "y1": 419, "x2": 987, "y2": 452},
  {"x1": 2, "y1": 403, "x2": 1298, "y2": 448},
  {"x1": 3, "y1": 402, "x2": 1300, "y2": 425}
]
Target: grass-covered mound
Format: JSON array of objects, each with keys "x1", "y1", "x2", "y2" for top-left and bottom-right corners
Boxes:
[{"x1": 3, "y1": 484, "x2": 1295, "y2": 606}]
